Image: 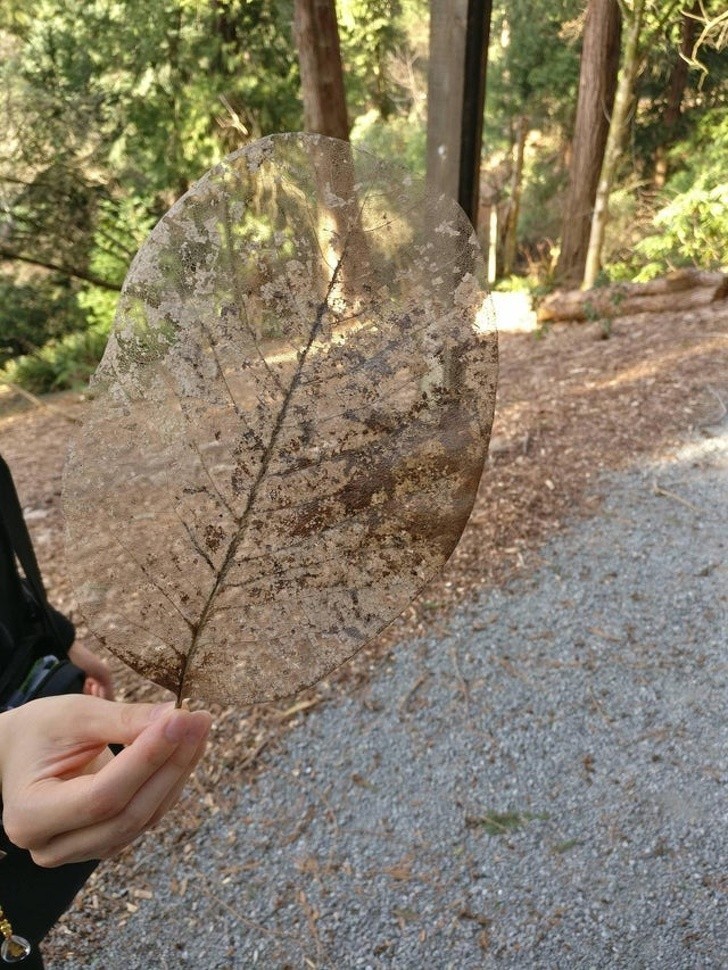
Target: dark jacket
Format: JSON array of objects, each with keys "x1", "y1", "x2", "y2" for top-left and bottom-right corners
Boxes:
[{"x1": 0, "y1": 460, "x2": 97, "y2": 962}]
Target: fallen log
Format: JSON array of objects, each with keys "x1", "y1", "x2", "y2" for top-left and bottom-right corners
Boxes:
[{"x1": 537, "y1": 269, "x2": 728, "y2": 324}]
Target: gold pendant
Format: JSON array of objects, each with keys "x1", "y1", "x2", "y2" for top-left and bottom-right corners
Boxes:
[{"x1": 1, "y1": 935, "x2": 32, "y2": 963}]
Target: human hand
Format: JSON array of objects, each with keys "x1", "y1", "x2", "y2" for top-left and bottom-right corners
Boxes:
[
  {"x1": 68, "y1": 642, "x2": 115, "y2": 699},
  {"x1": 0, "y1": 695, "x2": 211, "y2": 867}
]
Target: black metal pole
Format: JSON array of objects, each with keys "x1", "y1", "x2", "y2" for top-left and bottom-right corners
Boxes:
[{"x1": 458, "y1": 0, "x2": 492, "y2": 227}]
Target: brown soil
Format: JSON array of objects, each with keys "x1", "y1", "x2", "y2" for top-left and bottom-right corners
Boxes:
[{"x1": 1, "y1": 300, "x2": 726, "y2": 959}]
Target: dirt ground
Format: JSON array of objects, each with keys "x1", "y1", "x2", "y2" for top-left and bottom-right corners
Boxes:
[{"x1": 1, "y1": 298, "x2": 726, "y2": 960}]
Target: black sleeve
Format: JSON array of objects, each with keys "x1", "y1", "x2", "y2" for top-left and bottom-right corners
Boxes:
[{"x1": 0, "y1": 518, "x2": 26, "y2": 671}]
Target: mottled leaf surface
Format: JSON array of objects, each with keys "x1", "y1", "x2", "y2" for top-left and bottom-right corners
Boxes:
[{"x1": 63, "y1": 133, "x2": 498, "y2": 706}]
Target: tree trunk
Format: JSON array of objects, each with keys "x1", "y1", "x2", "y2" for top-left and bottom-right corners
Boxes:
[
  {"x1": 538, "y1": 270, "x2": 728, "y2": 323},
  {"x1": 485, "y1": 205, "x2": 497, "y2": 284},
  {"x1": 502, "y1": 115, "x2": 527, "y2": 277},
  {"x1": 293, "y1": 0, "x2": 349, "y2": 140},
  {"x1": 556, "y1": 0, "x2": 621, "y2": 288},
  {"x1": 293, "y1": 3, "x2": 371, "y2": 302},
  {"x1": 582, "y1": 0, "x2": 645, "y2": 290},
  {"x1": 654, "y1": 2, "x2": 699, "y2": 187}
]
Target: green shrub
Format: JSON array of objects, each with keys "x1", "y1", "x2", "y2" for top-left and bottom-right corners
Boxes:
[
  {"x1": 605, "y1": 109, "x2": 728, "y2": 281},
  {"x1": 350, "y1": 108, "x2": 426, "y2": 177},
  {"x1": 0, "y1": 277, "x2": 87, "y2": 367},
  {"x1": 632, "y1": 183, "x2": 728, "y2": 279},
  {"x1": 77, "y1": 286, "x2": 119, "y2": 332},
  {"x1": 1, "y1": 322, "x2": 110, "y2": 394}
]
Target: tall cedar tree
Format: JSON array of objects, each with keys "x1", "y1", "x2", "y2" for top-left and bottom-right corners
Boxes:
[
  {"x1": 583, "y1": 0, "x2": 646, "y2": 289},
  {"x1": 556, "y1": 0, "x2": 621, "y2": 287},
  {"x1": 293, "y1": 0, "x2": 350, "y2": 139}
]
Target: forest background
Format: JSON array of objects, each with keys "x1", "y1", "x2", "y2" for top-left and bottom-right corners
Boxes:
[{"x1": 0, "y1": 0, "x2": 726, "y2": 393}]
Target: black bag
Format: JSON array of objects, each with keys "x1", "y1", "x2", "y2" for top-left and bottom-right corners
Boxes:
[
  {"x1": 0, "y1": 454, "x2": 98, "y2": 964},
  {"x1": 0, "y1": 456, "x2": 84, "y2": 710}
]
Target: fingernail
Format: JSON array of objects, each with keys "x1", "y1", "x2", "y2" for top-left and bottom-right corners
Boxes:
[
  {"x1": 164, "y1": 712, "x2": 188, "y2": 742},
  {"x1": 185, "y1": 712, "x2": 211, "y2": 743}
]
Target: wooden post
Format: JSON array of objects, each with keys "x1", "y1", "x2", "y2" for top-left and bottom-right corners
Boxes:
[
  {"x1": 427, "y1": 0, "x2": 491, "y2": 227},
  {"x1": 426, "y1": 0, "x2": 469, "y2": 201},
  {"x1": 458, "y1": 0, "x2": 492, "y2": 227}
]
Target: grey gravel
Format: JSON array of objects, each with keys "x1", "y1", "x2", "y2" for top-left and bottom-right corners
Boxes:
[{"x1": 51, "y1": 427, "x2": 727, "y2": 969}]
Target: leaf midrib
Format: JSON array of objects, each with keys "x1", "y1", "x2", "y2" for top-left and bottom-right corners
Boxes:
[{"x1": 175, "y1": 266, "x2": 342, "y2": 703}]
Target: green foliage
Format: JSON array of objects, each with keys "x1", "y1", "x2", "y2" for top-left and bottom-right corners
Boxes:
[
  {"x1": 2, "y1": 0, "x2": 725, "y2": 396},
  {"x1": 516, "y1": 138, "x2": 569, "y2": 250},
  {"x1": 485, "y1": 0, "x2": 582, "y2": 149},
  {"x1": 1, "y1": 319, "x2": 110, "y2": 393},
  {"x1": 77, "y1": 287, "x2": 119, "y2": 334},
  {"x1": 86, "y1": 197, "x2": 156, "y2": 290},
  {"x1": 605, "y1": 110, "x2": 728, "y2": 281},
  {"x1": 633, "y1": 3, "x2": 727, "y2": 169},
  {"x1": 493, "y1": 275, "x2": 533, "y2": 293},
  {"x1": 0, "y1": 277, "x2": 86, "y2": 367},
  {"x1": 1, "y1": 0, "x2": 301, "y2": 288},
  {"x1": 668, "y1": 109, "x2": 728, "y2": 191},
  {"x1": 340, "y1": 0, "x2": 406, "y2": 119},
  {"x1": 1, "y1": 0, "x2": 303, "y2": 391},
  {"x1": 482, "y1": 0, "x2": 581, "y2": 278},
  {"x1": 350, "y1": 109, "x2": 426, "y2": 177},
  {"x1": 634, "y1": 183, "x2": 727, "y2": 276}
]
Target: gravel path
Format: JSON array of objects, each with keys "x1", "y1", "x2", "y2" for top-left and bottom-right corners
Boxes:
[{"x1": 50, "y1": 426, "x2": 727, "y2": 970}]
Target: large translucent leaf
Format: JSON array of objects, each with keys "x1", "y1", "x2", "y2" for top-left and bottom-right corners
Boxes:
[{"x1": 63, "y1": 133, "x2": 498, "y2": 706}]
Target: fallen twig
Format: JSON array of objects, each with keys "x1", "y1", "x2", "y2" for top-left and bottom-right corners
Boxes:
[
  {"x1": 239, "y1": 736, "x2": 270, "y2": 770},
  {"x1": 398, "y1": 673, "x2": 428, "y2": 715},
  {"x1": 652, "y1": 480, "x2": 701, "y2": 514},
  {"x1": 449, "y1": 644, "x2": 472, "y2": 717},
  {"x1": 193, "y1": 865, "x2": 304, "y2": 947},
  {"x1": 272, "y1": 696, "x2": 323, "y2": 720}
]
